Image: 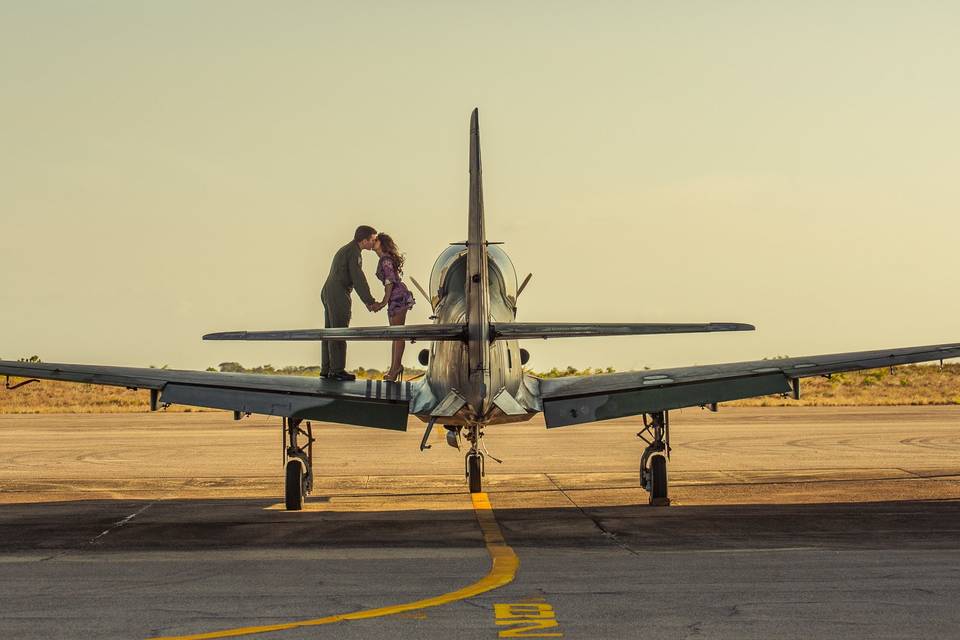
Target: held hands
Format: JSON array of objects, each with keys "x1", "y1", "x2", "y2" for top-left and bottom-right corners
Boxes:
[{"x1": 367, "y1": 301, "x2": 387, "y2": 313}]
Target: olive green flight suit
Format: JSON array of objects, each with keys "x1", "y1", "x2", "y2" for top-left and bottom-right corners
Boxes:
[{"x1": 321, "y1": 241, "x2": 377, "y2": 375}]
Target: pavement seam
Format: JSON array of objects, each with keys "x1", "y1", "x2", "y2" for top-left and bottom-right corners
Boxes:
[
  {"x1": 33, "y1": 502, "x2": 156, "y2": 562},
  {"x1": 543, "y1": 473, "x2": 642, "y2": 558}
]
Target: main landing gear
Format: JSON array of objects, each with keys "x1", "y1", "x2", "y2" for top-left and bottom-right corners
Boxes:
[
  {"x1": 638, "y1": 411, "x2": 671, "y2": 506},
  {"x1": 283, "y1": 417, "x2": 314, "y2": 510}
]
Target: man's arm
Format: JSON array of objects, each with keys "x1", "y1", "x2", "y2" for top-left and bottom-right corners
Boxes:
[{"x1": 348, "y1": 248, "x2": 377, "y2": 305}]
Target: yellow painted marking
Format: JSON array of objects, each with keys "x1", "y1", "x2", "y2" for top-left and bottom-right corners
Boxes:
[
  {"x1": 494, "y1": 602, "x2": 563, "y2": 638},
  {"x1": 150, "y1": 492, "x2": 518, "y2": 640}
]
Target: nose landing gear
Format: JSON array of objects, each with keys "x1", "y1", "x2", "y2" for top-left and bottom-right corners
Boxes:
[
  {"x1": 466, "y1": 450, "x2": 484, "y2": 493},
  {"x1": 464, "y1": 424, "x2": 484, "y2": 493},
  {"x1": 463, "y1": 423, "x2": 500, "y2": 494},
  {"x1": 638, "y1": 411, "x2": 671, "y2": 506}
]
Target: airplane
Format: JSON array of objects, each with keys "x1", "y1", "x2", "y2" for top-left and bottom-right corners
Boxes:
[{"x1": 3, "y1": 108, "x2": 959, "y2": 510}]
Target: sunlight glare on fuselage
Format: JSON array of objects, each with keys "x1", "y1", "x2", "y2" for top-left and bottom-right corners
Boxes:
[{"x1": 428, "y1": 244, "x2": 518, "y2": 315}]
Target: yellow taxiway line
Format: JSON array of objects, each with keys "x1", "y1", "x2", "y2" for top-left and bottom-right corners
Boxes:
[{"x1": 151, "y1": 493, "x2": 519, "y2": 640}]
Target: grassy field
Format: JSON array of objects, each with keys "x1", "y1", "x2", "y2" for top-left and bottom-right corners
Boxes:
[{"x1": 2, "y1": 364, "x2": 959, "y2": 414}]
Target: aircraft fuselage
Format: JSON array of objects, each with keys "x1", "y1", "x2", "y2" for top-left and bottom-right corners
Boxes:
[{"x1": 415, "y1": 244, "x2": 536, "y2": 426}]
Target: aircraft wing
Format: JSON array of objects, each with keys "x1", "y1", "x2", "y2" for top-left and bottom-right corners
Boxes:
[
  {"x1": 537, "y1": 342, "x2": 960, "y2": 427},
  {"x1": 492, "y1": 322, "x2": 754, "y2": 340},
  {"x1": 0, "y1": 360, "x2": 414, "y2": 430}
]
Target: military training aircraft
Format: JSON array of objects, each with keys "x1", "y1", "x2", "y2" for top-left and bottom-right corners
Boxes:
[{"x1": 3, "y1": 108, "x2": 959, "y2": 509}]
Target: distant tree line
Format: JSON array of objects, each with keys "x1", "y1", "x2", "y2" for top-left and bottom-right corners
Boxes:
[{"x1": 213, "y1": 362, "x2": 617, "y2": 378}]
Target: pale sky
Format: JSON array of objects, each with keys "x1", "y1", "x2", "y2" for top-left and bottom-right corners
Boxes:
[{"x1": 2, "y1": 2, "x2": 959, "y2": 373}]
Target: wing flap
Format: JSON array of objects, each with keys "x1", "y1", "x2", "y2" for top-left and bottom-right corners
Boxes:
[
  {"x1": 491, "y1": 322, "x2": 755, "y2": 340},
  {"x1": 544, "y1": 374, "x2": 791, "y2": 427},
  {"x1": 162, "y1": 384, "x2": 408, "y2": 430}
]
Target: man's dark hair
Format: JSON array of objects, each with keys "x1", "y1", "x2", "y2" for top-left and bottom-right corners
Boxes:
[{"x1": 354, "y1": 225, "x2": 377, "y2": 243}]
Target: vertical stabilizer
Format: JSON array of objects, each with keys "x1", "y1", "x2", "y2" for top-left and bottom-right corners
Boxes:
[{"x1": 466, "y1": 108, "x2": 491, "y2": 417}]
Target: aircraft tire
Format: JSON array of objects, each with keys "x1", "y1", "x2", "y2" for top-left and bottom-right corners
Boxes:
[
  {"x1": 285, "y1": 459, "x2": 304, "y2": 511},
  {"x1": 468, "y1": 454, "x2": 482, "y2": 494},
  {"x1": 649, "y1": 455, "x2": 668, "y2": 505}
]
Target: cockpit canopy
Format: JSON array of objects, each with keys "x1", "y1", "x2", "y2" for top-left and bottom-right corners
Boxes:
[{"x1": 428, "y1": 244, "x2": 518, "y2": 310}]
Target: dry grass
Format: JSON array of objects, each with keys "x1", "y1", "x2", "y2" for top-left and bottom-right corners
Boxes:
[
  {"x1": 728, "y1": 364, "x2": 960, "y2": 407},
  {"x1": 2, "y1": 364, "x2": 959, "y2": 414},
  {"x1": 0, "y1": 380, "x2": 213, "y2": 414}
]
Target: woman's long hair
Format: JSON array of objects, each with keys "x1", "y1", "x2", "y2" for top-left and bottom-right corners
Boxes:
[{"x1": 377, "y1": 233, "x2": 404, "y2": 275}]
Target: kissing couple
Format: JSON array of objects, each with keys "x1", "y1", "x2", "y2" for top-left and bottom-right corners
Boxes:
[{"x1": 320, "y1": 225, "x2": 416, "y2": 383}]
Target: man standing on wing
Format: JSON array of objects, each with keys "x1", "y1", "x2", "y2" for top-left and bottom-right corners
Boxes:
[{"x1": 321, "y1": 225, "x2": 380, "y2": 381}]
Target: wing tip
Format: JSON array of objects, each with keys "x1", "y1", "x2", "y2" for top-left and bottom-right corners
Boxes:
[
  {"x1": 203, "y1": 332, "x2": 245, "y2": 341},
  {"x1": 707, "y1": 322, "x2": 755, "y2": 332}
]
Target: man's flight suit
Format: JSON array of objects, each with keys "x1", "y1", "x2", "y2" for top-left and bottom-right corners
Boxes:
[{"x1": 321, "y1": 241, "x2": 377, "y2": 376}]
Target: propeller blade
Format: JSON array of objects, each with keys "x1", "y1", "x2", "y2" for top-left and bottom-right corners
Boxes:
[
  {"x1": 409, "y1": 276, "x2": 431, "y2": 306},
  {"x1": 517, "y1": 273, "x2": 533, "y2": 297}
]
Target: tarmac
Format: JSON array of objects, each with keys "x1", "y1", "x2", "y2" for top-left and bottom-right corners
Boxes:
[{"x1": 1, "y1": 406, "x2": 960, "y2": 639}]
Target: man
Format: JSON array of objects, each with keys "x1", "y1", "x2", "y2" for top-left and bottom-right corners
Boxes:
[{"x1": 320, "y1": 225, "x2": 379, "y2": 381}]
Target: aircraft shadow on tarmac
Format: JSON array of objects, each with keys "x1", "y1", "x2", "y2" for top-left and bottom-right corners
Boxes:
[{"x1": 2, "y1": 497, "x2": 959, "y2": 552}]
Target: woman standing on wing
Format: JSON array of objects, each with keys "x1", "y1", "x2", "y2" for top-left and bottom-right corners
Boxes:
[{"x1": 373, "y1": 233, "x2": 416, "y2": 381}]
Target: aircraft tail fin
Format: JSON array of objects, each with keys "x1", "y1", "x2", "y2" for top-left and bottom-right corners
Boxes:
[
  {"x1": 466, "y1": 108, "x2": 491, "y2": 414},
  {"x1": 468, "y1": 108, "x2": 486, "y2": 253}
]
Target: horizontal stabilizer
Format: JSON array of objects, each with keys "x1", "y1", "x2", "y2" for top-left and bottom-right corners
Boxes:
[
  {"x1": 203, "y1": 324, "x2": 466, "y2": 342},
  {"x1": 490, "y1": 322, "x2": 755, "y2": 341}
]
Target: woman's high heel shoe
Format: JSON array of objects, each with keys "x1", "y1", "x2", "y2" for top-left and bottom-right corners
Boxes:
[{"x1": 383, "y1": 367, "x2": 402, "y2": 382}]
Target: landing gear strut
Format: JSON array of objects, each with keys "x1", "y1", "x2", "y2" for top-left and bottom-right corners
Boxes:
[
  {"x1": 283, "y1": 417, "x2": 314, "y2": 510},
  {"x1": 638, "y1": 411, "x2": 671, "y2": 506}
]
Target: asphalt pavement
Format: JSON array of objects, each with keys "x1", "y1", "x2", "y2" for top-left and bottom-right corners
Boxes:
[{"x1": 1, "y1": 407, "x2": 959, "y2": 639}]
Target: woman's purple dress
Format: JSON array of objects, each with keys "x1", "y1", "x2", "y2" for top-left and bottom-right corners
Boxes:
[{"x1": 376, "y1": 255, "x2": 415, "y2": 318}]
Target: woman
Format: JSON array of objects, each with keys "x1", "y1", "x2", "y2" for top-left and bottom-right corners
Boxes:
[{"x1": 373, "y1": 233, "x2": 416, "y2": 381}]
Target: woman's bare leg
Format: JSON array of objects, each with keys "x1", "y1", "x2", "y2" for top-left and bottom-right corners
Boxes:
[{"x1": 388, "y1": 309, "x2": 407, "y2": 380}]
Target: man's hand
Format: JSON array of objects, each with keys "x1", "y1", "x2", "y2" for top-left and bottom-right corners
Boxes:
[{"x1": 366, "y1": 302, "x2": 378, "y2": 312}]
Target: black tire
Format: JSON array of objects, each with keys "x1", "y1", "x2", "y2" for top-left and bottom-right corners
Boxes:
[
  {"x1": 467, "y1": 454, "x2": 482, "y2": 494},
  {"x1": 649, "y1": 455, "x2": 668, "y2": 505},
  {"x1": 285, "y1": 459, "x2": 304, "y2": 511}
]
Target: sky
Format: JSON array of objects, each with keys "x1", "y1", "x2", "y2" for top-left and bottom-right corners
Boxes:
[{"x1": 2, "y1": 2, "x2": 959, "y2": 373}]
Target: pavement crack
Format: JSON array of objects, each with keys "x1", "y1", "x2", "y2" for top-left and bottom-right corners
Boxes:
[
  {"x1": 88, "y1": 502, "x2": 154, "y2": 546},
  {"x1": 38, "y1": 553, "x2": 65, "y2": 562},
  {"x1": 544, "y1": 474, "x2": 642, "y2": 557},
  {"x1": 684, "y1": 620, "x2": 704, "y2": 638}
]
